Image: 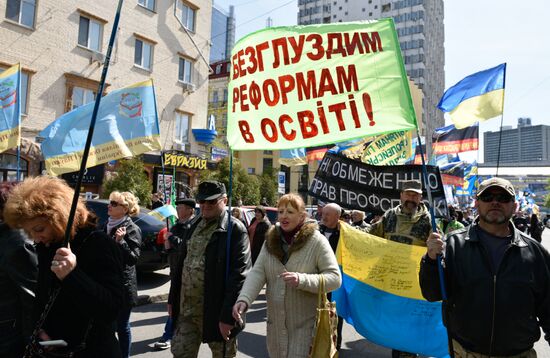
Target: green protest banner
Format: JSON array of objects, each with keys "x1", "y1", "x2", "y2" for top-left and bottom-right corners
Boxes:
[
  {"x1": 227, "y1": 18, "x2": 417, "y2": 150},
  {"x1": 361, "y1": 130, "x2": 413, "y2": 165}
]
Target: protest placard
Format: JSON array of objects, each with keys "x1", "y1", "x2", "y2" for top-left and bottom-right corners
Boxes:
[
  {"x1": 308, "y1": 152, "x2": 448, "y2": 217},
  {"x1": 227, "y1": 19, "x2": 417, "y2": 150}
]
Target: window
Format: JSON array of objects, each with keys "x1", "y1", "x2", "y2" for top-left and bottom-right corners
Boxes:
[
  {"x1": 138, "y1": 0, "x2": 155, "y2": 11},
  {"x1": 0, "y1": 154, "x2": 28, "y2": 181},
  {"x1": 178, "y1": 57, "x2": 193, "y2": 83},
  {"x1": 6, "y1": 0, "x2": 36, "y2": 28},
  {"x1": 78, "y1": 16, "x2": 103, "y2": 52},
  {"x1": 176, "y1": 0, "x2": 196, "y2": 31},
  {"x1": 247, "y1": 168, "x2": 256, "y2": 175},
  {"x1": 71, "y1": 87, "x2": 95, "y2": 110},
  {"x1": 134, "y1": 38, "x2": 153, "y2": 70},
  {"x1": 223, "y1": 89, "x2": 228, "y2": 102},
  {"x1": 212, "y1": 91, "x2": 218, "y2": 103},
  {"x1": 175, "y1": 112, "x2": 190, "y2": 143}
]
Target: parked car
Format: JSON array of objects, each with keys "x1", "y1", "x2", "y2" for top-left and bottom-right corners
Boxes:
[
  {"x1": 85, "y1": 199, "x2": 169, "y2": 272},
  {"x1": 241, "y1": 206, "x2": 278, "y2": 227}
]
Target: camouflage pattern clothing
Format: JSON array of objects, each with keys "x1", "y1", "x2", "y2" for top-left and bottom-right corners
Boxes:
[
  {"x1": 172, "y1": 217, "x2": 237, "y2": 358},
  {"x1": 368, "y1": 203, "x2": 432, "y2": 246},
  {"x1": 452, "y1": 340, "x2": 536, "y2": 358}
]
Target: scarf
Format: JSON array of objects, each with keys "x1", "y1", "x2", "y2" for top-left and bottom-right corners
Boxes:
[{"x1": 106, "y1": 216, "x2": 127, "y2": 236}]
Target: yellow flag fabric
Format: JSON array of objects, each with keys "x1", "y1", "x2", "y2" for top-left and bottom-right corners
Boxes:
[{"x1": 337, "y1": 222, "x2": 425, "y2": 300}]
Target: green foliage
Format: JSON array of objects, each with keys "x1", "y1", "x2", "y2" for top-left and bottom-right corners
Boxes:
[
  {"x1": 258, "y1": 167, "x2": 278, "y2": 207},
  {"x1": 101, "y1": 157, "x2": 152, "y2": 207},
  {"x1": 200, "y1": 157, "x2": 261, "y2": 205}
]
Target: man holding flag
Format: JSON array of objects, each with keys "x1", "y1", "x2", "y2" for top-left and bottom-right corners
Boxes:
[
  {"x1": 367, "y1": 179, "x2": 433, "y2": 357},
  {"x1": 421, "y1": 177, "x2": 550, "y2": 357}
]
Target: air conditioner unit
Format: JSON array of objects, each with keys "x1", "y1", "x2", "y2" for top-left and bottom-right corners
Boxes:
[
  {"x1": 172, "y1": 142, "x2": 186, "y2": 151},
  {"x1": 90, "y1": 51, "x2": 105, "y2": 64},
  {"x1": 181, "y1": 82, "x2": 196, "y2": 93}
]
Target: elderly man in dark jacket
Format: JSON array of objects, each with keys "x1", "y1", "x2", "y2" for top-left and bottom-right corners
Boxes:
[
  {"x1": 421, "y1": 178, "x2": 550, "y2": 357},
  {"x1": 168, "y1": 181, "x2": 251, "y2": 358}
]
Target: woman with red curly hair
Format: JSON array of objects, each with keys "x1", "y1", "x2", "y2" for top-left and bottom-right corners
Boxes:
[{"x1": 4, "y1": 176, "x2": 124, "y2": 357}]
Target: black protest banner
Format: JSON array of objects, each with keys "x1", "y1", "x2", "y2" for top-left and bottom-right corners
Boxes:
[{"x1": 308, "y1": 152, "x2": 448, "y2": 217}]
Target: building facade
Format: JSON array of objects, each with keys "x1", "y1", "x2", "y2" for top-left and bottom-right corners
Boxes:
[
  {"x1": 0, "y1": 0, "x2": 213, "y2": 197},
  {"x1": 210, "y1": 2, "x2": 235, "y2": 63},
  {"x1": 297, "y1": 0, "x2": 445, "y2": 154},
  {"x1": 484, "y1": 121, "x2": 550, "y2": 166}
]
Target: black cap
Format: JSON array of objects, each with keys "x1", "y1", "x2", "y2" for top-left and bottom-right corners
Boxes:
[
  {"x1": 196, "y1": 180, "x2": 227, "y2": 201},
  {"x1": 175, "y1": 198, "x2": 196, "y2": 208}
]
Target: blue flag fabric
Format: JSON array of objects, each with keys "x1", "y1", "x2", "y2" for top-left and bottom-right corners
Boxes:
[
  {"x1": 40, "y1": 80, "x2": 161, "y2": 175},
  {"x1": 0, "y1": 64, "x2": 21, "y2": 153}
]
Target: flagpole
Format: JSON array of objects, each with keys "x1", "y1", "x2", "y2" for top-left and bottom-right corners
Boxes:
[
  {"x1": 16, "y1": 63, "x2": 21, "y2": 181},
  {"x1": 63, "y1": 0, "x2": 124, "y2": 247},
  {"x1": 495, "y1": 63, "x2": 507, "y2": 177}
]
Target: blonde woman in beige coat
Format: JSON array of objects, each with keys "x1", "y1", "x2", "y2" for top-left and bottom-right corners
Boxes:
[{"x1": 233, "y1": 193, "x2": 341, "y2": 358}]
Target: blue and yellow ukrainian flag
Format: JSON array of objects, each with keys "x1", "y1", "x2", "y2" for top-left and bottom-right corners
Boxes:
[
  {"x1": 278, "y1": 148, "x2": 307, "y2": 166},
  {"x1": 333, "y1": 224, "x2": 449, "y2": 357},
  {"x1": 0, "y1": 64, "x2": 21, "y2": 153},
  {"x1": 149, "y1": 204, "x2": 178, "y2": 222},
  {"x1": 438, "y1": 63, "x2": 506, "y2": 129},
  {"x1": 40, "y1": 80, "x2": 161, "y2": 176}
]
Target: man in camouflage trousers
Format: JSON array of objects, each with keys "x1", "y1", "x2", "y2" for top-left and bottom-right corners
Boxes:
[{"x1": 168, "y1": 181, "x2": 251, "y2": 358}]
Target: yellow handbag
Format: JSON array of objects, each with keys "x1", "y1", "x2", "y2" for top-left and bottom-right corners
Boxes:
[{"x1": 308, "y1": 274, "x2": 339, "y2": 358}]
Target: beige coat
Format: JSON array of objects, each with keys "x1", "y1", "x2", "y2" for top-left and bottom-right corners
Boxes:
[{"x1": 238, "y1": 222, "x2": 341, "y2": 358}]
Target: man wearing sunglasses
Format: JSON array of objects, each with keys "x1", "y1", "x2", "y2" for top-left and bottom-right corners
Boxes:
[
  {"x1": 420, "y1": 177, "x2": 550, "y2": 357},
  {"x1": 168, "y1": 180, "x2": 251, "y2": 358}
]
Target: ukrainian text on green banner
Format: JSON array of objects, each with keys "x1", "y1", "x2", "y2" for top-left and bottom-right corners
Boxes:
[
  {"x1": 361, "y1": 130, "x2": 413, "y2": 165},
  {"x1": 227, "y1": 18, "x2": 417, "y2": 150}
]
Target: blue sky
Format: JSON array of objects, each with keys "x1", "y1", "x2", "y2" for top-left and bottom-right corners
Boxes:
[{"x1": 214, "y1": 0, "x2": 550, "y2": 162}]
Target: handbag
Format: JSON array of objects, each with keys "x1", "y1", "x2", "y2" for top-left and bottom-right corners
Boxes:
[{"x1": 308, "y1": 274, "x2": 339, "y2": 358}]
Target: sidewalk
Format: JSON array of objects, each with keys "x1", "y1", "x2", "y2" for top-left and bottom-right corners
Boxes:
[{"x1": 136, "y1": 268, "x2": 171, "y2": 306}]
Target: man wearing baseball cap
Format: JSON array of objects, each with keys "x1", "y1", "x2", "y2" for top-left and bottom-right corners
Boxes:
[
  {"x1": 368, "y1": 179, "x2": 433, "y2": 247},
  {"x1": 168, "y1": 180, "x2": 251, "y2": 357},
  {"x1": 421, "y1": 177, "x2": 550, "y2": 357},
  {"x1": 368, "y1": 179, "x2": 433, "y2": 358}
]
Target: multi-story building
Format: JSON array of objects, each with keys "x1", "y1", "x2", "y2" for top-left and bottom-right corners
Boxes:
[
  {"x1": 207, "y1": 59, "x2": 230, "y2": 161},
  {"x1": 297, "y1": 0, "x2": 445, "y2": 155},
  {"x1": 484, "y1": 119, "x2": 550, "y2": 166},
  {"x1": 210, "y1": 2, "x2": 235, "y2": 63},
  {"x1": 0, "y1": 0, "x2": 213, "y2": 196}
]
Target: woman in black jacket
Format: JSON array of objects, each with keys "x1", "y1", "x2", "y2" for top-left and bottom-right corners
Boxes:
[
  {"x1": 3, "y1": 176, "x2": 124, "y2": 358},
  {"x1": 248, "y1": 206, "x2": 272, "y2": 265},
  {"x1": 104, "y1": 191, "x2": 142, "y2": 358},
  {"x1": 0, "y1": 182, "x2": 37, "y2": 358}
]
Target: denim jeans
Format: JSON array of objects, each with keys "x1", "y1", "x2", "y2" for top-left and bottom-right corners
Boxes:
[
  {"x1": 117, "y1": 307, "x2": 132, "y2": 358},
  {"x1": 161, "y1": 316, "x2": 173, "y2": 341}
]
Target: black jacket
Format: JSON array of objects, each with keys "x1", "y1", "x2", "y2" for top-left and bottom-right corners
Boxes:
[
  {"x1": 168, "y1": 211, "x2": 251, "y2": 342},
  {"x1": 249, "y1": 216, "x2": 271, "y2": 265},
  {"x1": 419, "y1": 222, "x2": 550, "y2": 356},
  {"x1": 166, "y1": 216, "x2": 197, "y2": 278},
  {"x1": 35, "y1": 226, "x2": 124, "y2": 357},
  {"x1": 0, "y1": 224, "x2": 37, "y2": 355},
  {"x1": 104, "y1": 217, "x2": 142, "y2": 307}
]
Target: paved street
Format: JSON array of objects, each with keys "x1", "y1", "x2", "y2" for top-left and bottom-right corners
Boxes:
[{"x1": 131, "y1": 229, "x2": 550, "y2": 357}]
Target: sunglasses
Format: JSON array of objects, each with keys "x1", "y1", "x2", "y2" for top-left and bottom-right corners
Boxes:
[
  {"x1": 198, "y1": 198, "x2": 221, "y2": 205},
  {"x1": 109, "y1": 200, "x2": 124, "y2": 207},
  {"x1": 478, "y1": 193, "x2": 514, "y2": 203}
]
